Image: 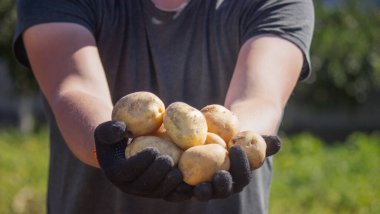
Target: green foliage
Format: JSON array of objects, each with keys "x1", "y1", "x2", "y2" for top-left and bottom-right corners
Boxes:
[
  {"x1": 0, "y1": 129, "x2": 48, "y2": 214},
  {"x1": 295, "y1": 0, "x2": 380, "y2": 109},
  {"x1": 0, "y1": 0, "x2": 38, "y2": 95},
  {"x1": 270, "y1": 132, "x2": 380, "y2": 214}
]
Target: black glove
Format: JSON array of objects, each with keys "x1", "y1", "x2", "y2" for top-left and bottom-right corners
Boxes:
[
  {"x1": 94, "y1": 120, "x2": 185, "y2": 200},
  {"x1": 262, "y1": 135, "x2": 282, "y2": 157},
  {"x1": 163, "y1": 183, "x2": 194, "y2": 202},
  {"x1": 193, "y1": 135, "x2": 282, "y2": 201}
]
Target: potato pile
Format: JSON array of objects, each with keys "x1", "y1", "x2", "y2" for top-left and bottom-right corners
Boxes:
[{"x1": 112, "y1": 91, "x2": 267, "y2": 185}]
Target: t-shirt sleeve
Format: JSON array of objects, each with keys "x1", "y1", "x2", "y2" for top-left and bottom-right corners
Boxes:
[
  {"x1": 240, "y1": 0, "x2": 315, "y2": 80},
  {"x1": 13, "y1": 0, "x2": 97, "y2": 68}
]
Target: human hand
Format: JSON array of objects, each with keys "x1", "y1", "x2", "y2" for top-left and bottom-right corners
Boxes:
[
  {"x1": 94, "y1": 120, "x2": 187, "y2": 200},
  {"x1": 192, "y1": 135, "x2": 282, "y2": 201}
]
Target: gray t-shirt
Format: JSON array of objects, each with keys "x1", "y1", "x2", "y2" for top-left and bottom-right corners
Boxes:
[{"x1": 13, "y1": 0, "x2": 314, "y2": 213}]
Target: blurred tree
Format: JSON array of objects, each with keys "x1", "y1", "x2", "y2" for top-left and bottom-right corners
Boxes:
[
  {"x1": 294, "y1": 0, "x2": 380, "y2": 110},
  {"x1": 0, "y1": 0, "x2": 38, "y2": 93},
  {"x1": 0, "y1": 0, "x2": 39, "y2": 133}
]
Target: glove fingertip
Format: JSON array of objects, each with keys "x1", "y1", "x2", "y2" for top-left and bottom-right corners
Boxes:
[
  {"x1": 229, "y1": 145, "x2": 252, "y2": 192},
  {"x1": 262, "y1": 135, "x2": 282, "y2": 157},
  {"x1": 130, "y1": 153, "x2": 175, "y2": 192},
  {"x1": 213, "y1": 170, "x2": 233, "y2": 198},
  {"x1": 229, "y1": 145, "x2": 250, "y2": 170},
  {"x1": 154, "y1": 168, "x2": 183, "y2": 197},
  {"x1": 118, "y1": 148, "x2": 158, "y2": 182},
  {"x1": 163, "y1": 168, "x2": 183, "y2": 186},
  {"x1": 95, "y1": 121, "x2": 127, "y2": 144},
  {"x1": 168, "y1": 168, "x2": 183, "y2": 180},
  {"x1": 156, "y1": 154, "x2": 175, "y2": 168},
  {"x1": 229, "y1": 144, "x2": 245, "y2": 155}
]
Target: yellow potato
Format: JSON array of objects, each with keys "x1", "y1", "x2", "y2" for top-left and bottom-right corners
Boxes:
[
  {"x1": 112, "y1": 91, "x2": 165, "y2": 137},
  {"x1": 125, "y1": 136, "x2": 183, "y2": 165},
  {"x1": 204, "y1": 132, "x2": 227, "y2": 149},
  {"x1": 163, "y1": 102, "x2": 208, "y2": 150},
  {"x1": 228, "y1": 131, "x2": 267, "y2": 170},
  {"x1": 200, "y1": 104, "x2": 240, "y2": 143},
  {"x1": 151, "y1": 124, "x2": 172, "y2": 141},
  {"x1": 179, "y1": 144, "x2": 230, "y2": 185}
]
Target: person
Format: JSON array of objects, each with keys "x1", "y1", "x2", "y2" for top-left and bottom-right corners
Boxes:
[{"x1": 13, "y1": 0, "x2": 314, "y2": 213}]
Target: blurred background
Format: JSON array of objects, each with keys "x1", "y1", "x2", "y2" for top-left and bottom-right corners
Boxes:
[{"x1": 0, "y1": 0, "x2": 379, "y2": 213}]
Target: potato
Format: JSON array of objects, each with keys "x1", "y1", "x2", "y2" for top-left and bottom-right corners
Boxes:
[
  {"x1": 200, "y1": 104, "x2": 239, "y2": 143},
  {"x1": 228, "y1": 131, "x2": 267, "y2": 170},
  {"x1": 163, "y1": 102, "x2": 208, "y2": 150},
  {"x1": 112, "y1": 91, "x2": 165, "y2": 137},
  {"x1": 204, "y1": 132, "x2": 226, "y2": 149},
  {"x1": 151, "y1": 124, "x2": 172, "y2": 141},
  {"x1": 125, "y1": 136, "x2": 183, "y2": 165},
  {"x1": 179, "y1": 144, "x2": 230, "y2": 185}
]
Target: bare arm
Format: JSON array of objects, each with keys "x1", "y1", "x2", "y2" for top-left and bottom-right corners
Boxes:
[
  {"x1": 23, "y1": 23, "x2": 113, "y2": 167},
  {"x1": 225, "y1": 35, "x2": 304, "y2": 135}
]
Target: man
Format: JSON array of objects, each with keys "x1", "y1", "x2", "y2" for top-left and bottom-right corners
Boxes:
[{"x1": 13, "y1": 0, "x2": 314, "y2": 213}]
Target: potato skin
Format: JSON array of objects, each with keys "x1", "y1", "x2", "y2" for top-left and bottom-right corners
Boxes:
[
  {"x1": 228, "y1": 131, "x2": 267, "y2": 170},
  {"x1": 112, "y1": 91, "x2": 165, "y2": 137},
  {"x1": 125, "y1": 136, "x2": 183, "y2": 165},
  {"x1": 163, "y1": 102, "x2": 208, "y2": 150},
  {"x1": 179, "y1": 144, "x2": 230, "y2": 185},
  {"x1": 204, "y1": 132, "x2": 227, "y2": 149},
  {"x1": 201, "y1": 104, "x2": 240, "y2": 143},
  {"x1": 151, "y1": 124, "x2": 172, "y2": 141}
]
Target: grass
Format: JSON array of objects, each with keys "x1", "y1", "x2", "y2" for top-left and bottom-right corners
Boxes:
[
  {"x1": 0, "y1": 129, "x2": 48, "y2": 214},
  {"x1": 0, "y1": 128, "x2": 379, "y2": 213},
  {"x1": 270, "y1": 132, "x2": 380, "y2": 214}
]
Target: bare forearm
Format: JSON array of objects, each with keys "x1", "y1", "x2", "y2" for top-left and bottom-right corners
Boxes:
[
  {"x1": 51, "y1": 90, "x2": 113, "y2": 168},
  {"x1": 225, "y1": 36, "x2": 303, "y2": 136},
  {"x1": 227, "y1": 97, "x2": 283, "y2": 135},
  {"x1": 22, "y1": 23, "x2": 114, "y2": 168}
]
